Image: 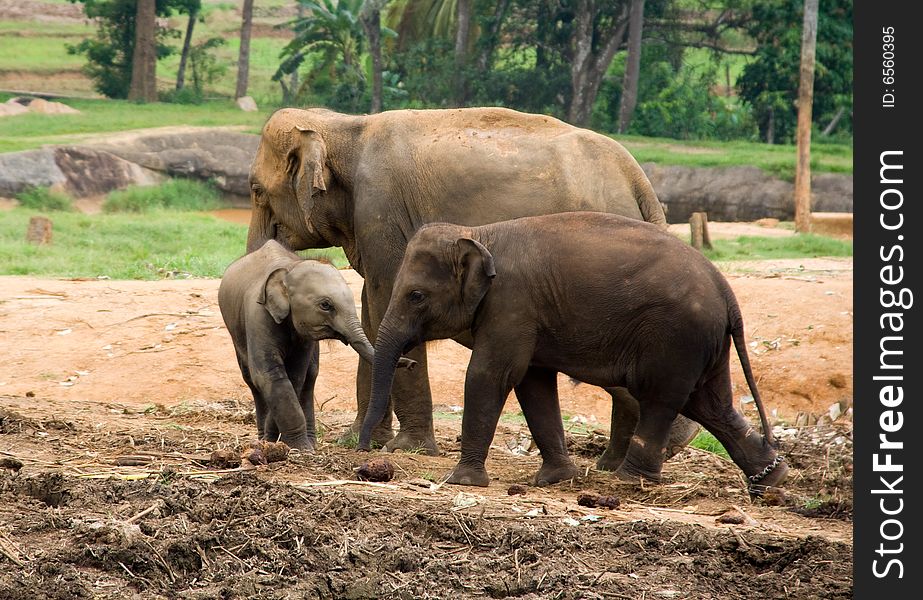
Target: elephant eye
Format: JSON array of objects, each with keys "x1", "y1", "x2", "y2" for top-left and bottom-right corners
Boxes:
[
  {"x1": 319, "y1": 299, "x2": 333, "y2": 312},
  {"x1": 408, "y1": 290, "x2": 425, "y2": 304}
]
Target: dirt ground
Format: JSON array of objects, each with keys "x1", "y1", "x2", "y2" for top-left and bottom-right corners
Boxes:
[{"x1": 0, "y1": 247, "x2": 853, "y2": 598}]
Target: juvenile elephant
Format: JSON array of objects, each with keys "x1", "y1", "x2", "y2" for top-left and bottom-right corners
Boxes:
[
  {"x1": 246, "y1": 106, "x2": 699, "y2": 460},
  {"x1": 218, "y1": 240, "x2": 413, "y2": 450},
  {"x1": 359, "y1": 213, "x2": 788, "y2": 494}
]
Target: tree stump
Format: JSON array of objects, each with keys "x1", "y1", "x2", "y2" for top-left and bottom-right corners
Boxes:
[
  {"x1": 689, "y1": 212, "x2": 712, "y2": 251},
  {"x1": 26, "y1": 216, "x2": 53, "y2": 245}
]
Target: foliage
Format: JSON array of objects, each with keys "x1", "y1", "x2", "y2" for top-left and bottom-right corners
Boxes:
[
  {"x1": 596, "y1": 44, "x2": 757, "y2": 141},
  {"x1": 15, "y1": 187, "x2": 74, "y2": 212},
  {"x1": 103, "y1": 179, "x2": 223, "y2": 213},
  {"x1": 66, "y1": 0, "x2": 194, "y2": 99},
  {"x1": 737, "y1": 0, "x2": 853, "y2": 143},
  {"x1": 275, "y1": 0, "x2": 395, "y2": 112}
]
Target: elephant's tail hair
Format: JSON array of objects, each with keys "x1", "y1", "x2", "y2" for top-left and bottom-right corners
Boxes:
[{"x1": 727, "y1": 293, "x2": 777, "y2": 449}]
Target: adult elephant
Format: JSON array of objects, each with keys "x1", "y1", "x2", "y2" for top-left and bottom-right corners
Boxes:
[{"x1": 246, "y1": 106, "x2": 699, "y2": 458}]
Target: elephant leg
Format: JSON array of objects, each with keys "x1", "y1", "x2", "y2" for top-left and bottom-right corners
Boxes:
[
  {"x1": 597, "y1": 387, "x2": 639, "y2": 472},
  {"x1": 347, "y1": 282, "x2": 396, "y2": 447},
  {"x1": 363, "y1": 280, "x2": 438, "y2": 455},
  {"x1": 682, "y1": 364, "x2": 787, "y2": 491},
  {"x1": 236, "y1": 350, "x2": 268, "y2": 440},
  {"x1": 607, "y1": 386, "x2": 699, "y2": 464},
  {"x1": 249, "y1": 349, "x2": 311, "y2": 449},
  {"x1": 286, "y1": 344, "x2": 318, "y2": 451},
  {"x1": 514, "y1": 367, "x2": 579, "y2": 486},
  {"x1": 616, "y1": 388, "x2": 689, "y2": 483}
]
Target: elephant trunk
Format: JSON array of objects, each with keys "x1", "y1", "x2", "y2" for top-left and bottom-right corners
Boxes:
[
  {"x1": 341, "y1": 315, "x2": 376, "y2": 365},
  {"x1": 358, "y1": 315, "x2": 407, "y2": 450},
  {"x1": 246, "y1": 207, "x2": 273, "y2": 253}
]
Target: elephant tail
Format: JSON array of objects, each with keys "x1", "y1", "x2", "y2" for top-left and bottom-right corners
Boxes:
[
  {"x1": 631, "y1": 171, "x2": 667, "y2": 229},
  {"x1": 727, "y1": 290, "x2": 777, "y2": 449}
]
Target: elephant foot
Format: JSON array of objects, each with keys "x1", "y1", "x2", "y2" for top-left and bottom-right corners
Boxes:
[
  {"x1": 281, "y1": 434, "x2": 315, "y2": 452},
  {"x1": 533, "y1": 460, "x2": 580, "y2": 487},
  {"x1": 596, "y1": 450, "x2": 627, "y2": 472},
  {"x1": 384, "y1": 429, "x2": 440, "y2": 456},
  {"x1": 664, "y1": 415, "x2": 701, "y2": 461},
  {"x1": 447, "y1": 463, "x2": 490, "y2": 487},
  {"x1": 614, "y1": 459, "x2": 663, "y2": 484},
  {"x1": 748, "y1": 456, "x2": 789, "y2": 497}
]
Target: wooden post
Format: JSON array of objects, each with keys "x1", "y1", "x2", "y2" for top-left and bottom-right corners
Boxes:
[
  {"x1": 794, "y1": 0, "x2": 819, "y2": 233},
  {"x1": 26, "y1": 216, "x2": 53, "y2": 245},
  {"x1": 689, "y1": 212, "x2": 712, "y2": 251}
]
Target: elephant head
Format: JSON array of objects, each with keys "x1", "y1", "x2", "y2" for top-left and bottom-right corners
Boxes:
[
  {"x1": 247, "y1": 109, "x2": 344, "y2": 253},
  {"x1": 358, "y1": 225, "x2": 495, "y2": 449},
  {"x1": 259, "y1": 260, "x2": 416, "y2": 369}
]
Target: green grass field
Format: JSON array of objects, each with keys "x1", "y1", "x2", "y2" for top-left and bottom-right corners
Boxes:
[{"x1": 704, "y1": 234, "x2": 853, "y2": 262}]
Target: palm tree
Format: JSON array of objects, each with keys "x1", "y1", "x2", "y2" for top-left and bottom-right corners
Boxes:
[{"x1": 276, "y1": 0, "x2": 367, "y2": 86}]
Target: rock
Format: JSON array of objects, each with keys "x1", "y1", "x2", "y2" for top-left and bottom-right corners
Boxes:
[
  {"x1": 236, "y1": 96, "x2": 258, "y2": 112},
  {"x1": 642, "y1": 164, "x2": 853, "y2": 223},
  {"x1": 26, "y1": 216, "x2": 53, "y2": 245},
  {"x1": 0, "y1": 149, "x2": 67, "y2": 197},
  {"x1": 26, "y1": 98, "x2": 80, "y2": 115},
  {"x1": 0, "y1": 99, "x2": 28, "y2": 117},
  {"x1": 507, "y1": 484, "x2": 528, "y2": 495}
]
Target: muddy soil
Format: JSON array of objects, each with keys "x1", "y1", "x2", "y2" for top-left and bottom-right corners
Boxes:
[{"x1": 0, "y1": 257, "x2": 853, "y2": 598}]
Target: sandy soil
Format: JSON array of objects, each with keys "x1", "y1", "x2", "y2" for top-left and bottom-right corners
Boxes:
[{"x1": 0, "y1": 256, "x2": 853, "y2": 598}]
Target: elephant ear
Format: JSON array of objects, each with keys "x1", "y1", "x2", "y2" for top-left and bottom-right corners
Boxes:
[
  {"x1": 286, "y1": 127, "x2": 328, "y2": 214},
  {"x1": 258, "y1": 267, "x2": 291, "y2": 324},
  {"x1": 455, "y1": 238, "x2": 496, "y2": 314}
]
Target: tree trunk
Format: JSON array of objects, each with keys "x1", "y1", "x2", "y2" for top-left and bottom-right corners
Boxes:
[
  {"x1": 617, "y1": 0, "x2": 645, "y2": 133},
  {"x1": 475, "y1": 0, "x2": 511, "y2": 73},
  {"x1": 821, "y1": 106, "x2": 846, "y2": 136},
  {"x1": 689, "y1": 212, "x2": 712, "y2": 251},
  {"x1": 794, "y1": 0, "x2": 818, "y2": 233},
  {"x1": 362, "y1": 3, "x2": 384, "y2": 113},
  {"x1": 567, "y1": 1, "x2": 630, "y2": 127},
  {"x1": 128, "y1": 0, "x2": 158, "y2": 102},
  {"x1": 453, "y1": 0, "x2": 472, "y2": 106},
  {"x1": 235, "y1": 0, "x2": 254, "y2": 99},
  {"x1": 176, "y1": 7, "x2": 198, "y2": 91}
]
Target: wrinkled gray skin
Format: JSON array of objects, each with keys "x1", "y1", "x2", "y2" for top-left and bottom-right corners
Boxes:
[
  {"x1": 360, "y1": 213, "x2": 787, "y2": 493},
  {"x1": 246, "y1": 106, "x2": 698, "y2": 459},
  {"x1": 218, "y1": 240, "x2": 413, "y2": 449}
]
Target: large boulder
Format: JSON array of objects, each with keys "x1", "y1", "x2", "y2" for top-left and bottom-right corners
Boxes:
[
  {"x1": 642, "y1": 164, "x2": 853, "y2": 223},
  {"x1": 89, "y1": 130, "x2": 260, "y2": 196},
  {"x1": 0, "y1": 147, "x2": 161, "y2": 198}
]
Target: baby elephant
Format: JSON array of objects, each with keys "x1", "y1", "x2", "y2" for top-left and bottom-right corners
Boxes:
[
  {"x1": 359, "y1": 212, "x2": 787, "y2": 494},
  {"x1": 219, "y1": 240, "x2": 413, "y2": 450}
]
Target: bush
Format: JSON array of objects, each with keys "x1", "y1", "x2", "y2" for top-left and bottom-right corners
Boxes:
[
  {"x1": 16, "y1": 187, "x2": 74, "y2": 212},
  {"x1": 103, "y1": 179, "x2": 222, "y2": 213}
]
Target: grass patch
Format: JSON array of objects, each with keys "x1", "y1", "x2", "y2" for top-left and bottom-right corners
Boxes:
[
  {"x1": 0, "y1": 36, "x2": 86, "y2": 71},
  {"x1": 1, "y1": 203, "x2": 349, "y2": 279},
  {"x1": 704, "y1": 234, "x2": 853, "y2": 261},
  {"x1": 617, "y1": 134, "x2": 852, "y2": 178},
  {"x1": 689, "y1": 431, "x2": 731, "y2": 460},
  {"x1": 103, "y1": 179, "x2": 223, "y2": 213},
  {"x1": 0, "y1": 98, "x2": 268, "y2": 154},
  {"x1": 15, "y1": 187, "x2": 73, "y2": 212}
]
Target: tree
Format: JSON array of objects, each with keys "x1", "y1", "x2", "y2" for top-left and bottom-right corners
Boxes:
[
  {"x1": 361, "y1": 1, "x2": 390, "y2": 113},
  {"x1": 568, "y1": 1, "x2": 631, "y2": 126},
  {"x1": 617, "y1": 0, "x2": 645, "y2": 133},
  {"x1": 128, "y1": 0, "x2": 158, "y2": 101},
  {"x1": 176, "y1": 0, "x2": 202, "y2": 90},
  {"x1": 453, "y1": 0, "x2": 472, "y2": 105},
  {"x1": 737, "y1": 0, "x2": 852, "y2": 143},
  {"x1": 236, "y1": 0, "x2": 255, "y2": 99},
  {"x1": 794, "y1": 0, "x2": 818, "y2": 232}
]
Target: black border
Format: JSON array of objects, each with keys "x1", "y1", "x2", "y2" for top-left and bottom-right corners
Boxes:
[{"x1": 854, "y1": 2, "x2": 921, "y2": 596}]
